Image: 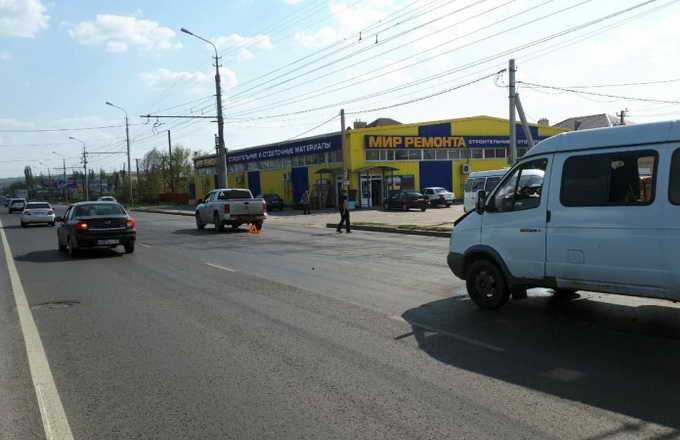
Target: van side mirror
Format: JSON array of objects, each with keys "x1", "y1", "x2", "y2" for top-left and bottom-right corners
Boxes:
[{"x1": 475, "y1": 190, "x2": 487, "y2": 214}]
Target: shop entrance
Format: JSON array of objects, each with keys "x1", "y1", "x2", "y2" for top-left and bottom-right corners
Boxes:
[{"x1": 360, "y1": 175, "x2": 383, "y2": 208}]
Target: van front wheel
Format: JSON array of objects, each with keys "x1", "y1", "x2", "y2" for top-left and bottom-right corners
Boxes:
[{"x1": 466, "y1": 259, "x2": 509, "y2": 310}]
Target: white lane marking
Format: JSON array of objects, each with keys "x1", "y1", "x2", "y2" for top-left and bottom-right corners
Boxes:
[
  {"x1": 139, "y1": 243, "x2": 152, "y2": 248},
  {"x1": 205, "y1": 262, "x2": 237, "y2": 272},
  {"x1": 404, "y1": 319, "x2": 505, "y2": 353},
  {"x1": 0, "y1": 218, "x2": 75, "y2": 440}
]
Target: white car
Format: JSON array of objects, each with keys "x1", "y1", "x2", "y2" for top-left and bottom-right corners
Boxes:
[
  {"x1": 21, "y1": 202, "x2": 56, "y2": 227},
  {"x1": 97, "y1": 196, "x2": 117, "y2": 202},
  {"x1": 422, "y1": 187, "x2": 454, "y2": 207}
]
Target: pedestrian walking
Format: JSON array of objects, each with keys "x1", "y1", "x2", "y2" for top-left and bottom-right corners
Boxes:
[
  {"x1": 302, "y1": 189, "x2": 311, "y2": 215},
  {"x1": 337, "y1": 190, "x2": 351, "y2": 233}
]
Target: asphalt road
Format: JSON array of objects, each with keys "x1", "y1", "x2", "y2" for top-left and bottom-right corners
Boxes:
[{"x1": 2, "y1": 206, "x2": 680, "y2": 439}]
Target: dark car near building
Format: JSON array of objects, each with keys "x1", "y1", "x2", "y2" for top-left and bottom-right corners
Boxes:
[
  {"x1": 56, "y1": 202, "x2": 136, "y2": 257},
  {"x1": 258, "y1": 193, "x2": 284, "y2": 211},
  {"x1": 383, "y1": 191, "x2": 428, "y2": 212}
]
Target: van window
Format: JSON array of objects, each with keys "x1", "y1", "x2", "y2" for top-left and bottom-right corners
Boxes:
[
  {"x1": 670, "y1": 149, "x2": 680, "y2": 205},
  {"x1": 484, "y1": 177, "x2": 501, "y2": 192},
  {"x1": 493, "y1": 159, "x2": 547, "y2": 212},
  {"x1": 561, "y1": 150, "x2": 657, "y2": 207}
]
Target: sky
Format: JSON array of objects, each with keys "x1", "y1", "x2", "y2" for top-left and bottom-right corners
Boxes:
[{"x1": 1, "y1": 0, "x2": 680, "y2": 178}]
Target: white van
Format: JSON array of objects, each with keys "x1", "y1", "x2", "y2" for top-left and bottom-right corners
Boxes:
[
  {"x1": 448, "y1": 120, "x2": 680, "y2": 310},
  {"x1": 463, "y1": 169, "x2": 508, "y2": 212}
]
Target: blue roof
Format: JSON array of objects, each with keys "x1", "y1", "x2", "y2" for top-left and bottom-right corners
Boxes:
[{"x1": 527, "y1": 120, "x2": 680, "y2": 157}]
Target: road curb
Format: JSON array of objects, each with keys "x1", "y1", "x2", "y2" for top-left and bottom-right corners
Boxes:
[
  {"x1": 326, "y1": 223, "x2": 450, "y2": 238},
  {"x1": 132, "y1": 208, "x2": 194, "y2": 217}
]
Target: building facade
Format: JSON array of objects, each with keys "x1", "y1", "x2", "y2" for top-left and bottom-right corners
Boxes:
[{"x1": 193, "y1": 115, "x2": 566, "y2": 208}]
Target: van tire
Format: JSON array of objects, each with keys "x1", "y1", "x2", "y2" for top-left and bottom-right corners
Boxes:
[{"x1": 466, "y1": 259, "x2": 509, "y2": 310}]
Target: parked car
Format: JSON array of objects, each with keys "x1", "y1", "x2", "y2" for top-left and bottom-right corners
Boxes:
[
  {"x1": 448, "y1": 120, "x2": 680, "y2": 310},
  {"x1": 21, "y1": 202, "x2": 55, "y2": 227},
  {"x1": 195, "y1": 188, "x2": 266, "y2": 231},
  {"x1": 463, "y1": 169, "x2": 508, "y2": 212},
  {"x1": 97, "y1": 196, "x2": 117, "y2": 202},
  {"x1": 383, "y1": 191, "x2": 428, "y2": 212},
  {"x1": 57, "y1": 202, "x2": 136, "y2": 257},
  {"x1": 422, "y1": 187, "x2": 454, "y2": 207},
  {"x1": 8, "y1": 198, "x2": 26, "y2": 213},
  {"x1": 257, "y1": 193, "x2": 284, "y2": 211}
]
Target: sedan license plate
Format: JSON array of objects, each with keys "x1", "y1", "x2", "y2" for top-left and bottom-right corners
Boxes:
[{"x1": 97, "y1": 239, "x2": 119, "y2": 245}]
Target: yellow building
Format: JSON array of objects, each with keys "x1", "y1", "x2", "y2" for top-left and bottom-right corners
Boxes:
[{"x1": 192, "y1": 115, "x2": 566, "y2": 208}]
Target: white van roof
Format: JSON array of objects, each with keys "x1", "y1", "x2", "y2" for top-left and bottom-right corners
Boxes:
[
  {"x1": 468, "y1": 168, "x2": 509, "y2": 179},
  {"x1": 527, "y1": 120, "x2": 680, "y2": 157}
]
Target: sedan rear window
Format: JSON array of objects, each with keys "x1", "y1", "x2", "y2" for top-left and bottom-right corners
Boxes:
[
  {"x1": 75, "y1": 204, "x2": 125, "y2": 217},
  {"x1": 27, "y1": 203, "x2": 50, "y2": 209}
]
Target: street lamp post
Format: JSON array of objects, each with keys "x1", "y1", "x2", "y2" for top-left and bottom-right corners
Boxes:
[
  {"x1": 68, "y1": 136, "x2": 88, "y2": 201},
  {"x1": 53, "y1": 151, "x2": 67, "y2": 201},
  {"x1": 180, "y1": 27, "x2": 228, "y2": 188},
  {"x1": 106, "y1": 101, "x2": 133, "y2": 204}
]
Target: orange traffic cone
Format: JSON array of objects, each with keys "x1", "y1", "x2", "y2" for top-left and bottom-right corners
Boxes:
[{"x1": 249, "y1": 223, "x2": 260, "y2": 234}]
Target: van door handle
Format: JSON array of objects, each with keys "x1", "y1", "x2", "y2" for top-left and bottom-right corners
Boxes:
[{"x1": 520, "y1": 228, "x2": 541, "y2": 232}]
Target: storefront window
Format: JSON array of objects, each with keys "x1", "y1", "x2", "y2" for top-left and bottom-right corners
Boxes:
[
  {"x1": 395, "y1": 150, "x2": 408, "y2": 160},
  {"x1": 436, "y1": 150, "x2": 448, "y2": 160},
  {"x1": 423, "y1": 150, "x2": 435, "y2": 160},
  {"x1": 470, "y1": 149, "x2": 483, "y2": 159},
  {"x1": 408, "y1": 150, "x2": 421, "y2": 160},
  {"x1": 484, "y1": 149, "x2": 496, "y2": 159},
  {"x1": 496, "y1": 148, "x2": 506, "y2": 158},
  {"x1": 401, "y1": 175, "x2": 415, "y2": 191},
  {"x1": 449, "y1": 150, "x2": 461, "y2": 160},
  {"x1": 366, "y1": 150, "x2": 379, "y2": 161}
]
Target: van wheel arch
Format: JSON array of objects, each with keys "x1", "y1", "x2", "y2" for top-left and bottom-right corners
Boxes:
[{"x1": 464, "y1": 247, "x2": 513, "y2": 286}]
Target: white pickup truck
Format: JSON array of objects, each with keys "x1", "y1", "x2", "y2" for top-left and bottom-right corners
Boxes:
[{"x1": 195, "y1": 188, "x2": 266, "y2": 231}]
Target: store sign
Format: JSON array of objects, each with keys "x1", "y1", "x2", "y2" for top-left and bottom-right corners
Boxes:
[
  {"x1": 366, "y1": 135, "x2": 466, "y2": 149},
  {"x1": 195, "y1": 157, "x2": 217, "y2": 169},
  {"x1": 366, "y1": 134, "x2": 550, "y2": 149},
  {"x1": 229, "y1": 135, "x2": 341, "y2": 164}
]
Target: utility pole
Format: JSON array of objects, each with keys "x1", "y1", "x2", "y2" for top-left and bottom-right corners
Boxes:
[
  {"x1": 106, "y1": 101, "x2": 133, "y2": 204},
  {"x1": 167, "y1": 129, "x2": 174, "y2": 193},
  {"x1": 340, "y1": 108, "x2": 347, "y2": 189},
  {"x1": 508, "y1": 59, "x2": 517, "y2": 165},
  {"x1": 617, "y1": 108, "x2": 628, "y2": 125},
  {"x1": 180, "y1": 28, "x2": 227, "y2": 188}
]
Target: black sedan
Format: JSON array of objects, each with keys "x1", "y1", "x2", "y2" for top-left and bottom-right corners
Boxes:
[
  {"x1": 56, "y1": 202, "x2": 136, "y2": 257},
  {"x1": 258, "y1": 193, "x2": 284, "y2": 211},
  {"x1": 383, "y1": 191, "x2": 428, "y2": 212}
]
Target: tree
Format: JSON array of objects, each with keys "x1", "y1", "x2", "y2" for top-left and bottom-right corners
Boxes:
[
  {"x1": 24, "y1": 166, "x2": 34, "y2": 189},
  {"x1": 163, "y1": 145, "x2": 192, "y2": 193}
]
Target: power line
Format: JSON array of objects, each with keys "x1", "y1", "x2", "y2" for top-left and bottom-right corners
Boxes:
[
  {"x1": 286, "y1": 114, "x2": 338, "y2": 140},
  {"x1": 225, "y1": 0, "x2": 495, "y2": 104},
  {"x1": 546, "y1": 78, "x2": 680, "y2": 89},
  {"x1": 346, "y1": 70, "x2": 502, "y2": 115},
  {"x1": 225, "y1": 0, "x2": 553, "y2": 117},
  {"x1": 518, "y1": 81, "x2": 680, "y2": 104},
  {"x1": 0, "y1": 123, "x2": 142, "y2": 133}
]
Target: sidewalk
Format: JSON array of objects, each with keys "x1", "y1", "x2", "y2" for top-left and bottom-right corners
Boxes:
[{"x1": 133, "y1": 203, "x2": 465, "y2": 231}]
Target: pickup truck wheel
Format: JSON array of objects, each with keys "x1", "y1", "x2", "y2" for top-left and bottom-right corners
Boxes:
[
  {"x1": 195, "y1": 213, "x2": 205, "y2": 230},
  {"x1": 466, "y1": 259, "x2": 509, "y2": 310},
  {"x1": 124, "y1": 242, "x2": 135, "y2": 254},
  {"x1": 58, "y1": 237, "x2": 66, "y2": 252},
  {"x1": 254, "y1": 221, "x2": 263, "y2": 231},
  {"x1": 420, "y1": 207, "x2": 427, "y2": 212},
  {"x1": 213, "y1": 213, "x2": 224, "y2": 232},
  {"x1": 401, "y1": 203, "x2": 408, "y2": 211}
]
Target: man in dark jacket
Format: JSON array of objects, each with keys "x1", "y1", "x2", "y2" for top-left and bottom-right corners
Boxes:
[{"x1": 337, "y1": 190, "x2": 351, "y2": 233}]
